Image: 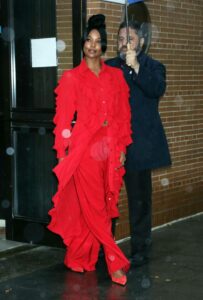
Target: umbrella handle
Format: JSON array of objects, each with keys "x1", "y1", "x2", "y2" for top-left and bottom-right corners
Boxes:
[{"x1": 125, "y1": 0, "x2": 130, "y2": 43}]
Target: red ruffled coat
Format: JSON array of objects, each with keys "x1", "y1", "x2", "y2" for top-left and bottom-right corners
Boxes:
[{"x1": 48, "y1": 59, "x2": 132, "y2": 273}]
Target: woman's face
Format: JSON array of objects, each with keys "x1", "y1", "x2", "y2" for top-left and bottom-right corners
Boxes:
[{"x1": 83, "y1": 29, "x2": 102, "y2": 59}]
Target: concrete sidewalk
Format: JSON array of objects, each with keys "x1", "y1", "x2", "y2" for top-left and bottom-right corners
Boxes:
[{"x1": 0, "y1": 214, "x2": 203, "y2": 300}]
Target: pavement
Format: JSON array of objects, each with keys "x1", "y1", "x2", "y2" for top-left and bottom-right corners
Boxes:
[{"x1": 0, "y1": 213, "x2": 203, "y2": 300}]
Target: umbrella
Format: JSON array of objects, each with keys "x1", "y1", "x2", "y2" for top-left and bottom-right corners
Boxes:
[
  {"x1": 124, "y1": 0, "x2": 151, "y2": 54},
  {"x1": 128, "y1": 0, "x2": 144, "y2": 3},
  {"x1": 125, "y1": 0, "x2": 144, "y2": 42}
]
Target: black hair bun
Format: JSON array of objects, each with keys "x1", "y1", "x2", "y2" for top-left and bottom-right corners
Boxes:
[{"x1": 88, "y1": 14, "x2": 106, "y2": 30}]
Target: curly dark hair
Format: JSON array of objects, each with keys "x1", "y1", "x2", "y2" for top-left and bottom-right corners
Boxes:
[{"x1": 118, "y1": 20, "x2": 143, "y2": 38}]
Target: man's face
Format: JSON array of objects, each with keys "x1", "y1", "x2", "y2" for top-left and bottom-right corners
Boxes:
[{"x1": 118, "y1": 27, "x2": 140, "y2": 58}]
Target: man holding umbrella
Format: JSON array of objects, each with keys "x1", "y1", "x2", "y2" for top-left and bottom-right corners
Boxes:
[{"x1": 106, "y1": 0, "x2": 171, "y2": 267}]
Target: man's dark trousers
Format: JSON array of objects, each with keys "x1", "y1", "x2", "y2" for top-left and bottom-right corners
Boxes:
[{"x1": 124, "y1": 170, "x2": 152, "y2": 258}]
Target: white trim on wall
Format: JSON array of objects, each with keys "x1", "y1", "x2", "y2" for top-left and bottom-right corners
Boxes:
[{"x1": 103, "y1": 0, "x2": 125, "y2": 4}]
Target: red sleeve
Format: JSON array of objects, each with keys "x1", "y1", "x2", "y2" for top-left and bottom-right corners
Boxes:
[
  {"x1": 116, "y1": 70, "x2": 132, "y2": 153},
  {"x1": 53, "y1": 71, "x2": 77, "y2": 158}
]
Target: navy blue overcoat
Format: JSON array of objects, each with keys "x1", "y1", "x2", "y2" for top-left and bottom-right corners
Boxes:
[{"x1": 106, "y1": 53, "x2": 171, "y2": 171}]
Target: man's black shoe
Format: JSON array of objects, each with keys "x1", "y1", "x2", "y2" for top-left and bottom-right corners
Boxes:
[{"x1": 130, "y1": 253, "x2": 149, "y2": 267}]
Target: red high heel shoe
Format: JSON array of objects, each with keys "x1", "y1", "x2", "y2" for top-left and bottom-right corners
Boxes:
[
  {"x1": 70, "y1": 266, "x2": 84, "y2": 273},
  {"x1": 111, "y1": 274, "x2": 127, "y2": 286}
]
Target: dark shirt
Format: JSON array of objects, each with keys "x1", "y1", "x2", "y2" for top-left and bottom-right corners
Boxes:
[{"x1": 106, "y1": 53, "x2": 171, "y2": 171}]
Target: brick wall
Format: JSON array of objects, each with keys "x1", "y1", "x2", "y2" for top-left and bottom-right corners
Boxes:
[
  {"x1": 56, "y1": 0, "x2": 203, "y2": 240},
  {"x1": 147, "y1": 0, "x2": 203, "y2": 228},
  {"x1": 56, "y1": 0, "x2": 73, "y2": 78}
]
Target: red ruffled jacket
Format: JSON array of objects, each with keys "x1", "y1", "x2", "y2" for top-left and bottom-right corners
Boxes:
[{"x1": 50, "y1": 59, "x2": 132, "y2": 220}]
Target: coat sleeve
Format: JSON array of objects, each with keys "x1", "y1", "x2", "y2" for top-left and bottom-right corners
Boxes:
[
  {"x1": 116, "y1": 70, "x2": 132, "y2": 153},
  {"x1": 132, "y1": 59, "x2": 166, "y2": 99},
  {"x1": 53, "y1": 71, "x2": 77, "y2": 159}
]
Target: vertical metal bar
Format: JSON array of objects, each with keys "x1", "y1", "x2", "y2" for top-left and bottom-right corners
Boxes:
[
  {"x1": 82, "y1": 0, "x2": 87, "y2": 40},
  {"x1": 13, "y1": 129, "x2": 18, "y2": 216},
  {"x1": 72, "y1": 0, "x2": 84, "y2": 67},
  {"x1": 9, "y1": 0, "x2": 16, "y2": 108}
]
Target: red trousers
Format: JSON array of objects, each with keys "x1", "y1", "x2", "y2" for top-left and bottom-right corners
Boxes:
[{"x1": 60, "y1": 128, "x2": 130, "y2": 274}]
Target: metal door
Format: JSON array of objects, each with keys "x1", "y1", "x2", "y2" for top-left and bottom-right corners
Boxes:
[{"x1": 0, "y1": 0, "x2": 61, "y2": 246}]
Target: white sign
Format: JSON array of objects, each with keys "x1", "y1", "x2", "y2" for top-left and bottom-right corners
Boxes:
[{"x1": 31, "y1": 38, "x2": 57, "y2": 68}]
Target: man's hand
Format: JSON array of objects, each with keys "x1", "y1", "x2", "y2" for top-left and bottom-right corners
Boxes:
[{"x1": 126, "y1": 43, "x2": 140, "y2": 74}]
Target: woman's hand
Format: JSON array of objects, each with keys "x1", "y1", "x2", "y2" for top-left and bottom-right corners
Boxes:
[
  {"x1": 58, "y1": 157, "x2": 65, "y2": 163},
  {"x1": 119, "y1": 151, "x2": 126, "y2": 166}
]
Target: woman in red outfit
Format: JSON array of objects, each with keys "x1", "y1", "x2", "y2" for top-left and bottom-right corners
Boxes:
[{"x1": 48, "y1": 14, "x2": 132, "y2": 285}]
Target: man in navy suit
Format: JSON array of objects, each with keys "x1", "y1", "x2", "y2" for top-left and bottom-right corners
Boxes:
[{"x1": 106, "y1": 21, "x2": 171, "y2": 267}]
